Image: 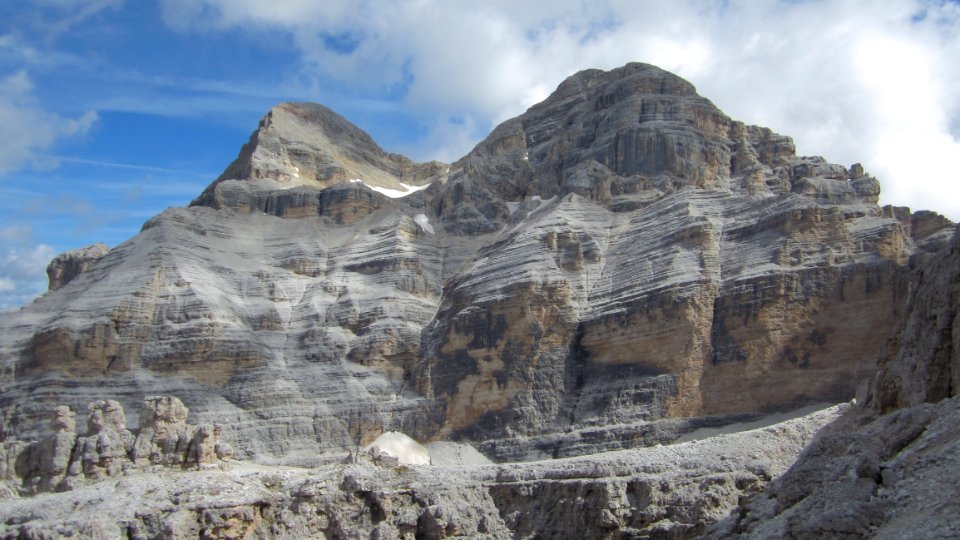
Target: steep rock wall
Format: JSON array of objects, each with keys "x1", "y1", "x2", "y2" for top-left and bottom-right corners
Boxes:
[
  {"x1": 706, "y1": 225, "x2": 960, "y2": 539},
  {"x1": 0, "y1": 63, "x2": 953, "y2": 463}
]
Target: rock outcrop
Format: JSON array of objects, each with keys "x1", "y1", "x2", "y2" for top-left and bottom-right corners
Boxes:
[
  {"x1": 706, "y1": 225, "x2": 960, "y2": 539},
  {"x1": 0, "y1": 63, "x2": 953, "y2": 464},
  {"x1": 0, "y1": 404, "x2": 842, "y2": 539},
  {"x1": 192, "y1": 101, "x2": 446, "y2": 211},
  {"x1": 45, "y1": 242, "x2": 110, "y2": 291},
  {"x1": 1, "y1": 396, "x2": 229, "y2": 497}
]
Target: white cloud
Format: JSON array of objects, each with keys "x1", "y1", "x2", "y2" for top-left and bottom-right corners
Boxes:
[
  {"x1": 0, "y1": 277, "x2": 15, "y2": 293},
  {"x1": 0, "y1": 71, "x2": 98, "y2": 175},
  {"x1": 0, "y1": 237, "x2": 56, "y2": 311},
  {"x1": 0, "y1": 225, "x2": 33, "y2": 242},
  {"x1": 158, "y1": 0, "x2": 960, "y2": 219},
  {"x1": 2, "y1": 243, "x2": 55, "y2": 281},
  {"x1": 28, "y1": 0, "x2": 124, "y2": 39}
]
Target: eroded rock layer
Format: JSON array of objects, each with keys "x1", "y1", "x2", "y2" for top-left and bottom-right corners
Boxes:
[
  {"x1": 0, "y1": 396, "x2": 229, "y2": 499},
  {"x1": 0, "y1": 63, "x2": 953, "y2": 463},
  {"x1": 706, "y1": 223, "x2": 960, "y2": 539},
  {"x1": 0, "y1": 405, "x2": 842, "y2": 539}
]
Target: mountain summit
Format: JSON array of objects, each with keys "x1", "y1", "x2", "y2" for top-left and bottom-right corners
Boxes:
[
  {"x1": 192, "y1": 101, "x2": 446, "y2": 209},
  {"x1": 0, "y1": 62, "x2": 953, "y2": 465}
]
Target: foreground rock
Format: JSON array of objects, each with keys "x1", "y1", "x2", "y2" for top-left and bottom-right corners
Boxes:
[
  {"x1": 0, "y1": 63, "x2": 953, "y2": 464},
  {"x1": 0, "y1": 404, "x2": 841, "y2": 539},
  {"x1": 706, "y1": 225, "x2": 960, "y2": 538},
  {"x1": 0, "y1": 397, "x2": 230, "y2": 498}
]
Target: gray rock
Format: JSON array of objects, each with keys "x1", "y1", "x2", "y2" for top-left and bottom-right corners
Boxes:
[
  {"x1": 706, "y1": 225, "x2": 960, "y2": 539},
  {"x1": 72, "y1": 400, "x2": 134, "y2": 481},
  {"x1": 14, "y1": 406, "x2": 77, "y2": 494},
  {"x1": 46, "y1": 242, "x2": 109, "y2": 291},
  {"x1": 193, "y1": 101, "x2": 445, "y2": 206},
  {"x1": 1, "y1": 62, "x2": 955, "y2": 466},
  {"x1": 2, "y1": 396, "x2": 228, "y2": 497},
  {"x1": 0, "y1": 404, "x2": 842, "y2": 539}
]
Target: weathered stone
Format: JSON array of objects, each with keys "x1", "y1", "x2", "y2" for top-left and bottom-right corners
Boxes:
[
  {"x1": 0, "y1": 396, "x2": 228, "y2": 497},
  {"x1": 13, "y1": 406, "x2": 78, "y2": 494},
  {"x1": 0, "y1": 63, "x2": 954, "y2": 466},
  {"x1": 866, "y1": 223, "x2": 960, "y2": 411},
  {"x1": 132, "y1": 396, "x2": 192, "y2": 466},
  {"x1": 193, "y1": 101, "x2": 443, "y2": 207},
  {"x1": 45, "y1": 242, "x2": 110, "y2": 291},
  {"x1": 707, "y1": 225, "x2": 960, "y2": 539},
  {"x1": 0, "y1": 405, "x2": 842, "y2": 539},
  {"x1": 73, "y1": 400, "x2": 134, "y2": 480}
]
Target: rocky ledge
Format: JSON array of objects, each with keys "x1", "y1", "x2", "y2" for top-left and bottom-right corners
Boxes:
[
  {"x1": 0, "y1": 396, "x2": 230, "y2": 498},
  {"x1": 0, "y1": 402, "x2": 842, "y2": 539}
]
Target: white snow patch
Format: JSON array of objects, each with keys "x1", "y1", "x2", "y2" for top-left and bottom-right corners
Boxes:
[
  {"x1": 426, "y1": 442, "x2": 493, "y2": 466},
  {"x1": 414, "y1": 214, "x2": 434, "y2": 234},
  {"x1": 506, "y1": 201, "x2": 521, "y2": 215},
  {"x1": 348, "y1": 178, "x2": 432, "y2": 198},
  {"x1": 365, "y1": 431, "x2": 431, "y2": 465},
  {"x1": 370, "y1": 182, "x2": 431, "y2": 198}
]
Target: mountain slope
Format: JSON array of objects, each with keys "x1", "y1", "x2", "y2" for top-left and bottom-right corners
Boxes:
[
  {"x1": 0, "y1": 63, "x2": 952, "y2": 464},
  {"x1": 706, "y1": 223, "x2": 960, "y2": 539}
]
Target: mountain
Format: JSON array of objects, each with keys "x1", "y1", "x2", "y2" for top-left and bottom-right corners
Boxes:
[
  {"x1": 706, "y1": 220, "x2": 960, "y2": 539},
  {"x1": 0, "y1": 62, "x2": 953, "y2": 466}
]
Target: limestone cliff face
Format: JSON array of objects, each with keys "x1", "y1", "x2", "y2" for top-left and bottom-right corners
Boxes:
[
  {"x1": 45, "y1": 243, "x2": 109, "y2": 291},
  {"x1": 706, "y1": 225, "x2": 960, "y2": 539},
  {"x1": 192, "y1": 101, "x2": 446, "y2": 209},
  {"x1": 0, "y1": 63, "x2": 952, "y2": 463}
]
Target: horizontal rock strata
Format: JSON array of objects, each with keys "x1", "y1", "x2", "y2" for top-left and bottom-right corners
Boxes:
[
  {"x1": 0, "y1": 404, "x2": 842, "y2": 539},
  {"x1": 0, "y1": 63, "x2": 954, "y2": 464},
  {"x1": 706, "y1": 224, "x2": 960, "y2": 539}
]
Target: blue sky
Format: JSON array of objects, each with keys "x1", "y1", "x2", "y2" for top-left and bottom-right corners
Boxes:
[{"x1": 1, "y1": 0, "x2": 958, "y2": 309}]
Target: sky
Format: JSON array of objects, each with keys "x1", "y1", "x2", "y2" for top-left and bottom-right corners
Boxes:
[{"x1": 0, "y1": 0, "x2": 958, "y2": 310}]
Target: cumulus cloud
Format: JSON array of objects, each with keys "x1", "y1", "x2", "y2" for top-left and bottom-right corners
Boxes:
[
  {"x1": 161, "y1": 0, "x2": 959, "y2": 218},
  {"x1": 0, "y1": 225, "x2": 55, "y2": 311},
  {"x1": 0, "y1": 71, "x2": 98, "y2": 175}
]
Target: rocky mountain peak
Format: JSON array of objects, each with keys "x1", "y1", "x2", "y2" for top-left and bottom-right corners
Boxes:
[
  {"x1": 548, "y1": 62, "x2": 699, "y2": 103},
  {"x1": 2, "y1": 61, "x2": 959, "y2": 539},
  {"x1": 443, "y1": 60, "x2": 784, "y2": 218},
  {"x1": 1, "y1": 62, "x2": 955, "y2": 471},
  {"x1": 192, "y1": 101, "x2": 447, "y2": 208}
]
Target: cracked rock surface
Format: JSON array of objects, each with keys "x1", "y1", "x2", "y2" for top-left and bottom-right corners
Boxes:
[
  {"x1": 1, "y1": 63, "x2": 951, "y2": 464},
  {"x1": 0, "y1": 404, "x2": 841, "y2": 539},
  {"x1": 705, "y1": 225, "x2": 960, "y2": 539}
]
